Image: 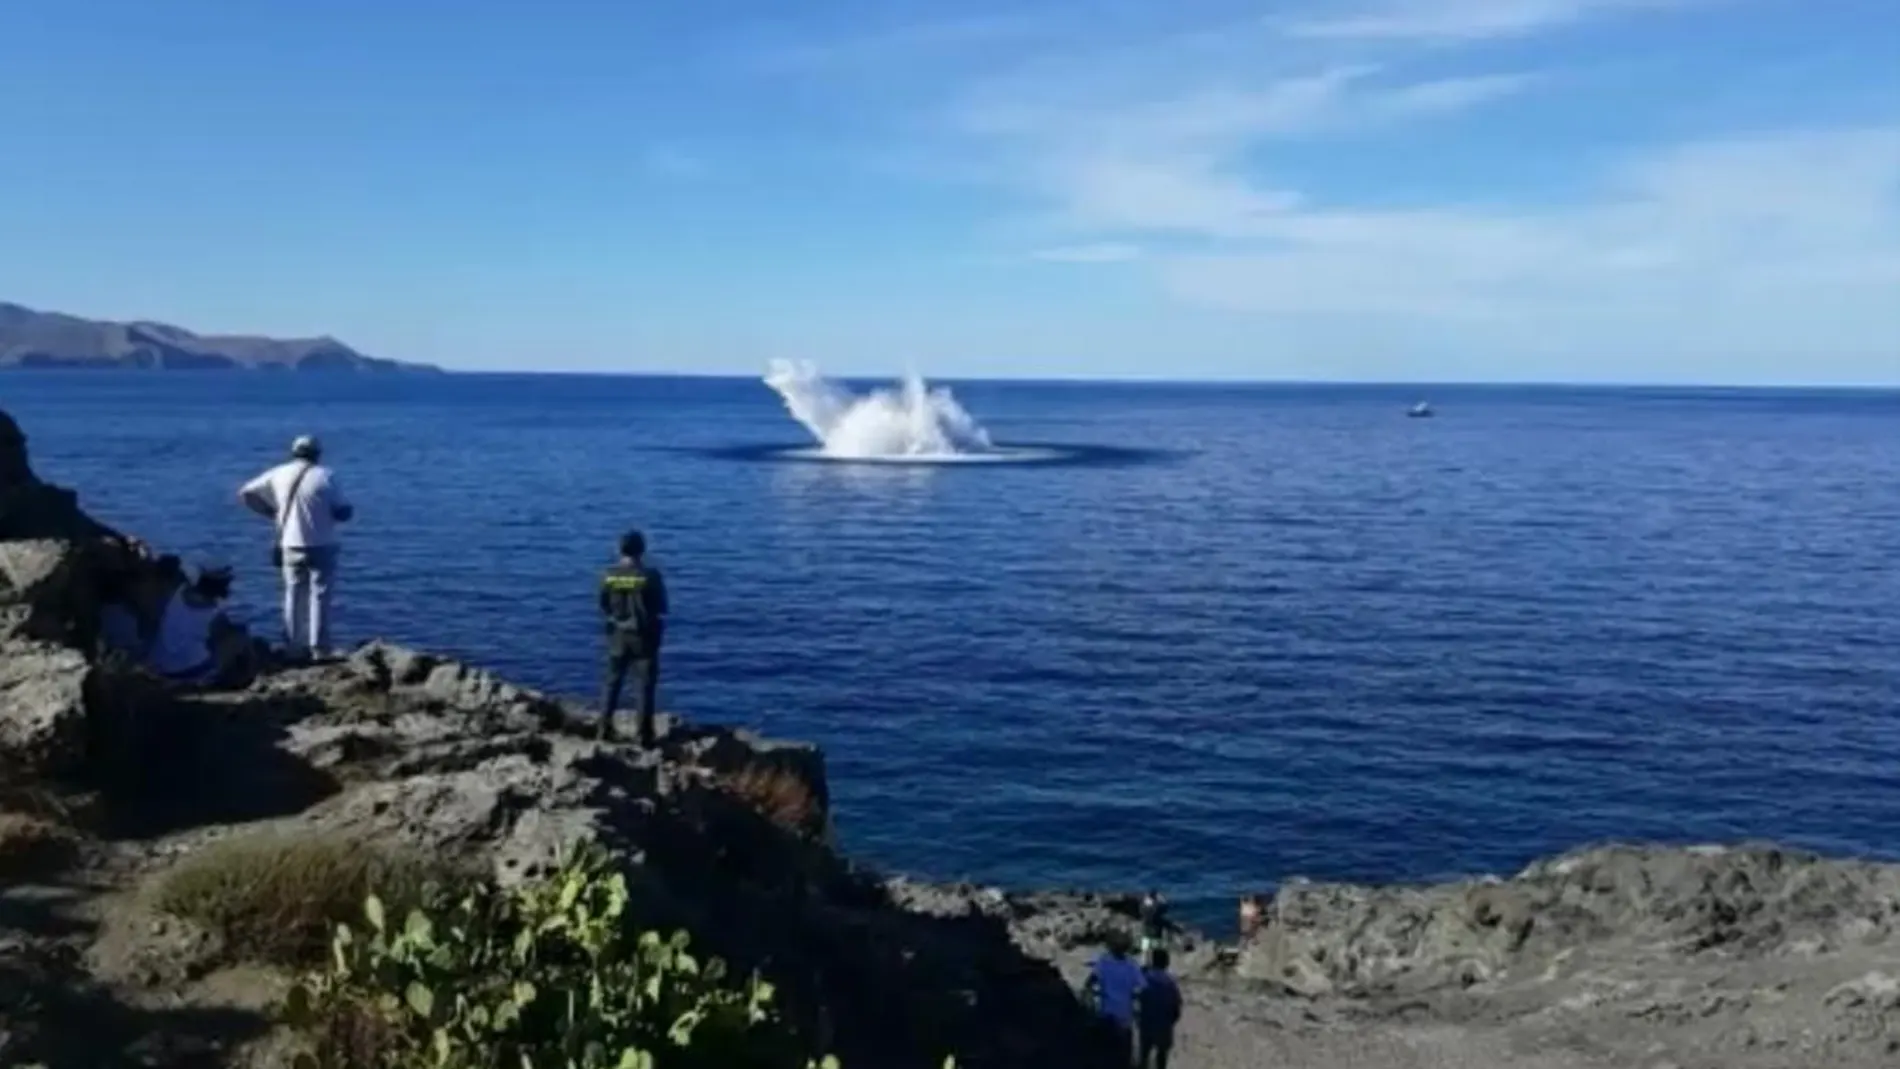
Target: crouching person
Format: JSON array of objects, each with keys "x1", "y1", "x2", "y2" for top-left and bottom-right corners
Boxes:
[{"x1": 147, "y1": 565, "x2": 257, "y2": 689}]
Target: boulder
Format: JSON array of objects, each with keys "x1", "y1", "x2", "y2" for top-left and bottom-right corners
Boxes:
[
  {"x1": 0, "y1": 538, "x2": 94, "y2": 645},
  {"x1": 0, "y1": 641, "x2": 92, "y2": 777}
]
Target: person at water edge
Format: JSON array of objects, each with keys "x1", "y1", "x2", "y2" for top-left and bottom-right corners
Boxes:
[
  {"x1": 145, "y1": 564, "x2": 256, "y2": 688},
  {"x1": 238, "y1": 434, "x2": 353, "y2": 660},
  {"x1": 1238, "y1": 894, "x2": 1264, "y2": 938},
  {"x1": 1137, "y1": 948, "x2": 1183, "y2": 1069},
  {"x1": 598, "y1": 528, "x2": 669, "y2": 746},
  {"x1": 1083, "y1": 930, "x2": 1145, "y2": 1066},
  {"x1": 1139, "y1": 890, "x2": 1171, "y2": 962}
]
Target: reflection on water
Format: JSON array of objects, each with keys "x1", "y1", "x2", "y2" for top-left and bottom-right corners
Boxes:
[{"x1": 769, "y1": 455, "x2": 941, "y2": 497}]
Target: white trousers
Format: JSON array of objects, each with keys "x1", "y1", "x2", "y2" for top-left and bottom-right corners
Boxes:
[{"x1": 281, "y1": 545, "x2": 339, "y2": 656}]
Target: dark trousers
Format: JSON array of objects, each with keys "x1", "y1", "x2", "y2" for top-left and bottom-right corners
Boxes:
[
  {"x1": 1138, "y1": 1031, "x2": 1173, "y2": 1069},
  {"x1": 601, "y1": 640, "x2": 660, "y2": 742},
  {"x1": 1095, "y1": 1019, "x2": 1134, "y2": 1068}
]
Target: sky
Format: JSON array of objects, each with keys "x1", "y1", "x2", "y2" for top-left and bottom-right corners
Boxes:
[{"x1": 1, "y1": 0, "x2": 1896, "y2": 383}]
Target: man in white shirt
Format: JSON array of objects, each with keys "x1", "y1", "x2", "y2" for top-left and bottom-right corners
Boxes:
[{"x1": 238, "y1": 434, "x2": 354, "y2": 659}]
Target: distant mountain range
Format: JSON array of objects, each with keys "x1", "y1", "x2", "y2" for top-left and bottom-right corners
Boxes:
[{"x1": 0, "y1": 301, "x2": 437, "y2": 372}]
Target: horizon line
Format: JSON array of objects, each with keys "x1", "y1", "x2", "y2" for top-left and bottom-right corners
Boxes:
[{"x1": 437, "y1": 368, "x2": 1900, "y2": 392}]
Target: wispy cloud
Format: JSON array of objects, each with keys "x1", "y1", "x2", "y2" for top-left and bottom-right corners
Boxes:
[
  {"x1": 1370, "y1": 72, "x2": 1541, "y2": 116},
  {"x1": 1031, "y1": 242, "x2": 1144, "y2": 263},
  {"x1": 779, "y1": 0, "x2": 1895, "y2": 373},
  {"x1": 642, "y1": 146, "x2": 708, "y2": 180},
  {"x1": 1151, "y1": 126, "x2": 1900, "y2": 356},
  {"x1": 956, "y1": 64, "x2": 1535, "y2": 240},
  {"x1": 1282, "y1": 0, "x2": 1708, "y2": 43}
]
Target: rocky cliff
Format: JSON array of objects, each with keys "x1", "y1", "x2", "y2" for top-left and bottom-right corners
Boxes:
[{"x1": 3, "y1": 403, "x2": 1899, "y2": 1069}]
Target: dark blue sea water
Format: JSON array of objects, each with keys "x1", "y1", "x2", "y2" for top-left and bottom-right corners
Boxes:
[{"x1": 6, "y1": 373, "x2": 1900, "y2": 928}]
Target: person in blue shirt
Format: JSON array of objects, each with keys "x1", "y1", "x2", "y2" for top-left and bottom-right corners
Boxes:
[
  {"x1": 1083, "y1": 931, "x2": 1145, "y2": 1065},
  {"x1": 1138, "y1": 948, "x2": 1183, "y2": 1069}
]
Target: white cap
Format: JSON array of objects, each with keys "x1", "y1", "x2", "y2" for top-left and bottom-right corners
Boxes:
[{"x1": 290, "y1": 435, "x2": 321, "y2": 459}]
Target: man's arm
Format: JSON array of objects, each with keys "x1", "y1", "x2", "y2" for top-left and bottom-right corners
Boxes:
[
  {"x1": 237, "y1": 470, "x2": 276, "y2": 518},
  {"x1": 325, "y1": 476, "x2": 355, "y2": 523},
  {"x1": 650, "y1": 568, "x2": 670, "y2": 616}
]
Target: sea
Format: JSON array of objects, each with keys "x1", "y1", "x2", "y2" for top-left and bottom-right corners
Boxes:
[{"x1": 5, "y1": 372, "x2": 1899, "y2": 930}]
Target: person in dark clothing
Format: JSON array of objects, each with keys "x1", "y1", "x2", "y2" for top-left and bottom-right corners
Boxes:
[
  {"x1": 1139, "y1": 890, "x2": 1170, "y2": 963},
  {"x1": 1137, "y1": 948, "x2": 1183, "y2": 1069},
  {"x1": 598, "y1": 529, "x2": 669, "y2": 745},
  {"x1": 1083, "y1": 930, "x2": 1144, "y2": 1067}
]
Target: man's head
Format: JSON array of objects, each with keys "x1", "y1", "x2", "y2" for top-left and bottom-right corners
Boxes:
[
  {"x1": 619, "y1": 529, "x2": 646, "y2": 560},
  {"x1": 290, "y1": 435, "x2": 322, "y2": 462},
  {"x1": 1105, "y1": 930, "x2": 1133, "y2": 959},
  {"x1": 1150, "y1": 948, "x2": 1171, "y2": 972},
  {"x1": 193, "y1": 564, "x2": 234, "y2": 602}
]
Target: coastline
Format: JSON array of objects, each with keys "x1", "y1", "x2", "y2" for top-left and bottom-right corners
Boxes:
[{"x1": 5, "y1": 404, "x2": 1900, "y2": 1067}]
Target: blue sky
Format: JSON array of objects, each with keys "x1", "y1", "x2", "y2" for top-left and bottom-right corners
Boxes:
[{"x1": 1, "y1": 0, "x2": 1896, "y2": 383}]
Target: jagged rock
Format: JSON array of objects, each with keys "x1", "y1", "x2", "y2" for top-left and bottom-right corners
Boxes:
[
  {"x1": 0, "y1": 538, "x2": 93, "y2": 645},
  {"x1": 0, "y1": 641, "x2": 91, "y2": 777},
  {"x1": 1237, "y1": 844, "x2": 1900, "y2": 997},
  {"x1": 341, "y1": 641, "x2": 569, "y2": 726}
]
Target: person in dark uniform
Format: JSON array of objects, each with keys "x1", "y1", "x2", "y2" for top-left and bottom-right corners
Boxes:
[{"x1": 598, "y1": 529, "x2": 668, "y2": 745}]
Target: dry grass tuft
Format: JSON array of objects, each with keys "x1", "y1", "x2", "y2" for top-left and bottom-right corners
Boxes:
[
  {"x1": 150, "y1": 831, "x2": 460, "y2": 966},
  {"x1": 718, "y1": 764, "x2": 826, "y2": 838}
]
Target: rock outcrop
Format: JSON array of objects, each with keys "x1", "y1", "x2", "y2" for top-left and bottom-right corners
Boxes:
[{"x1": 1235, "y1": 843, "x2": 1900, "y2": 999}]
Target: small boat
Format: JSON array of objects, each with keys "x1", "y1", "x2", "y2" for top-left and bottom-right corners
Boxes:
[{"x1": 1407, "y1": 401, "x2": 1435, "y2": 418}]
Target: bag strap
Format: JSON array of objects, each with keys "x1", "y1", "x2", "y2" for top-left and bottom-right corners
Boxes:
[{"x1": 275, "y1": 463, "x2": 315, "y2": 545}]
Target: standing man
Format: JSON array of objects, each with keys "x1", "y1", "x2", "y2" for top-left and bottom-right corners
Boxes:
[
  {"x1": 1137, "y1": 948, "x2": 1183, "y2": 1069},
  {"x1": 239, "y1": 434, "x2": 353, "y2": 660},
  {"x1": 598, "y1": 528, "x2": 668, "y2": 746},
  {"x1": 1082, "y1": 931, "x2": 1145, "y2": 1067}
]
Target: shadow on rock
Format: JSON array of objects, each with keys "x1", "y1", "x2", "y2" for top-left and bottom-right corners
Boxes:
[
  {"x1": 633, "y1": 781, "x2": 1122, "y2": 1069},
  {"x1": 90, "y1": 687, "x2": 339, "y2": 840},
  {"x1": 0, "y1": 934, "x2": 270, "y2": 1068}
]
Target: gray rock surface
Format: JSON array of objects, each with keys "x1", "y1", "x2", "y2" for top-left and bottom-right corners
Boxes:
[
  {"x1": 0, "y1": 641, "x2": 91, "y2": 777},
  {"x1": 1237, "y1": 844, "x2": 1900, "y2": 998}
]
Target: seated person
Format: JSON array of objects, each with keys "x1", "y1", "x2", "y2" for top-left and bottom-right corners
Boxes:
[
  {"x1": 94, "y1": 554, "x2": 185, "y2": 662},
  {"x1": 95, "y1": 572, "x2": 147, "y2": 660},
  {"x1": 146, "y1": 564, "x2": 254, "y2": 688}
]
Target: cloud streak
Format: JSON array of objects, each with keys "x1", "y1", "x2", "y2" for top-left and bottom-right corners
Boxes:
[
  {"x1": 1031, "y1": 242, "x2": 1144, "y2": 263},
  {"x1": 1283, "y1": 0, "x2": 1708, "y2": 43}
]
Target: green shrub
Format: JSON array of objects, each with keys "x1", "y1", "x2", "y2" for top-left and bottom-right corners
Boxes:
[
  {"x1": 151, "y1": 832, "x2": 452, "y2": 965},
  {"x1": 281, "y1": 846, "x2": 842, "y2": 1069}
]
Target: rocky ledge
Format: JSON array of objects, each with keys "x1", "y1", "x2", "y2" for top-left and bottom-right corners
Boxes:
[{"x1": 4, "y1": 403, "x2": 1900, "y2": 1069}]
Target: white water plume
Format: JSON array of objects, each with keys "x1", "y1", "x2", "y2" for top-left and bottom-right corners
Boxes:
[{"x1": 763, "y1": 360, "x2": 994, "y2": 460}]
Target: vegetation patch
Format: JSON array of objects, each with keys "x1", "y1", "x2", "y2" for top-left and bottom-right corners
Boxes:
[
  {"x1": 280, "y1": 845, "x2": 885, "y2": 1069},
  {"x1": 151, "y1": 832, "x2": 454, "y2": 966}
]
